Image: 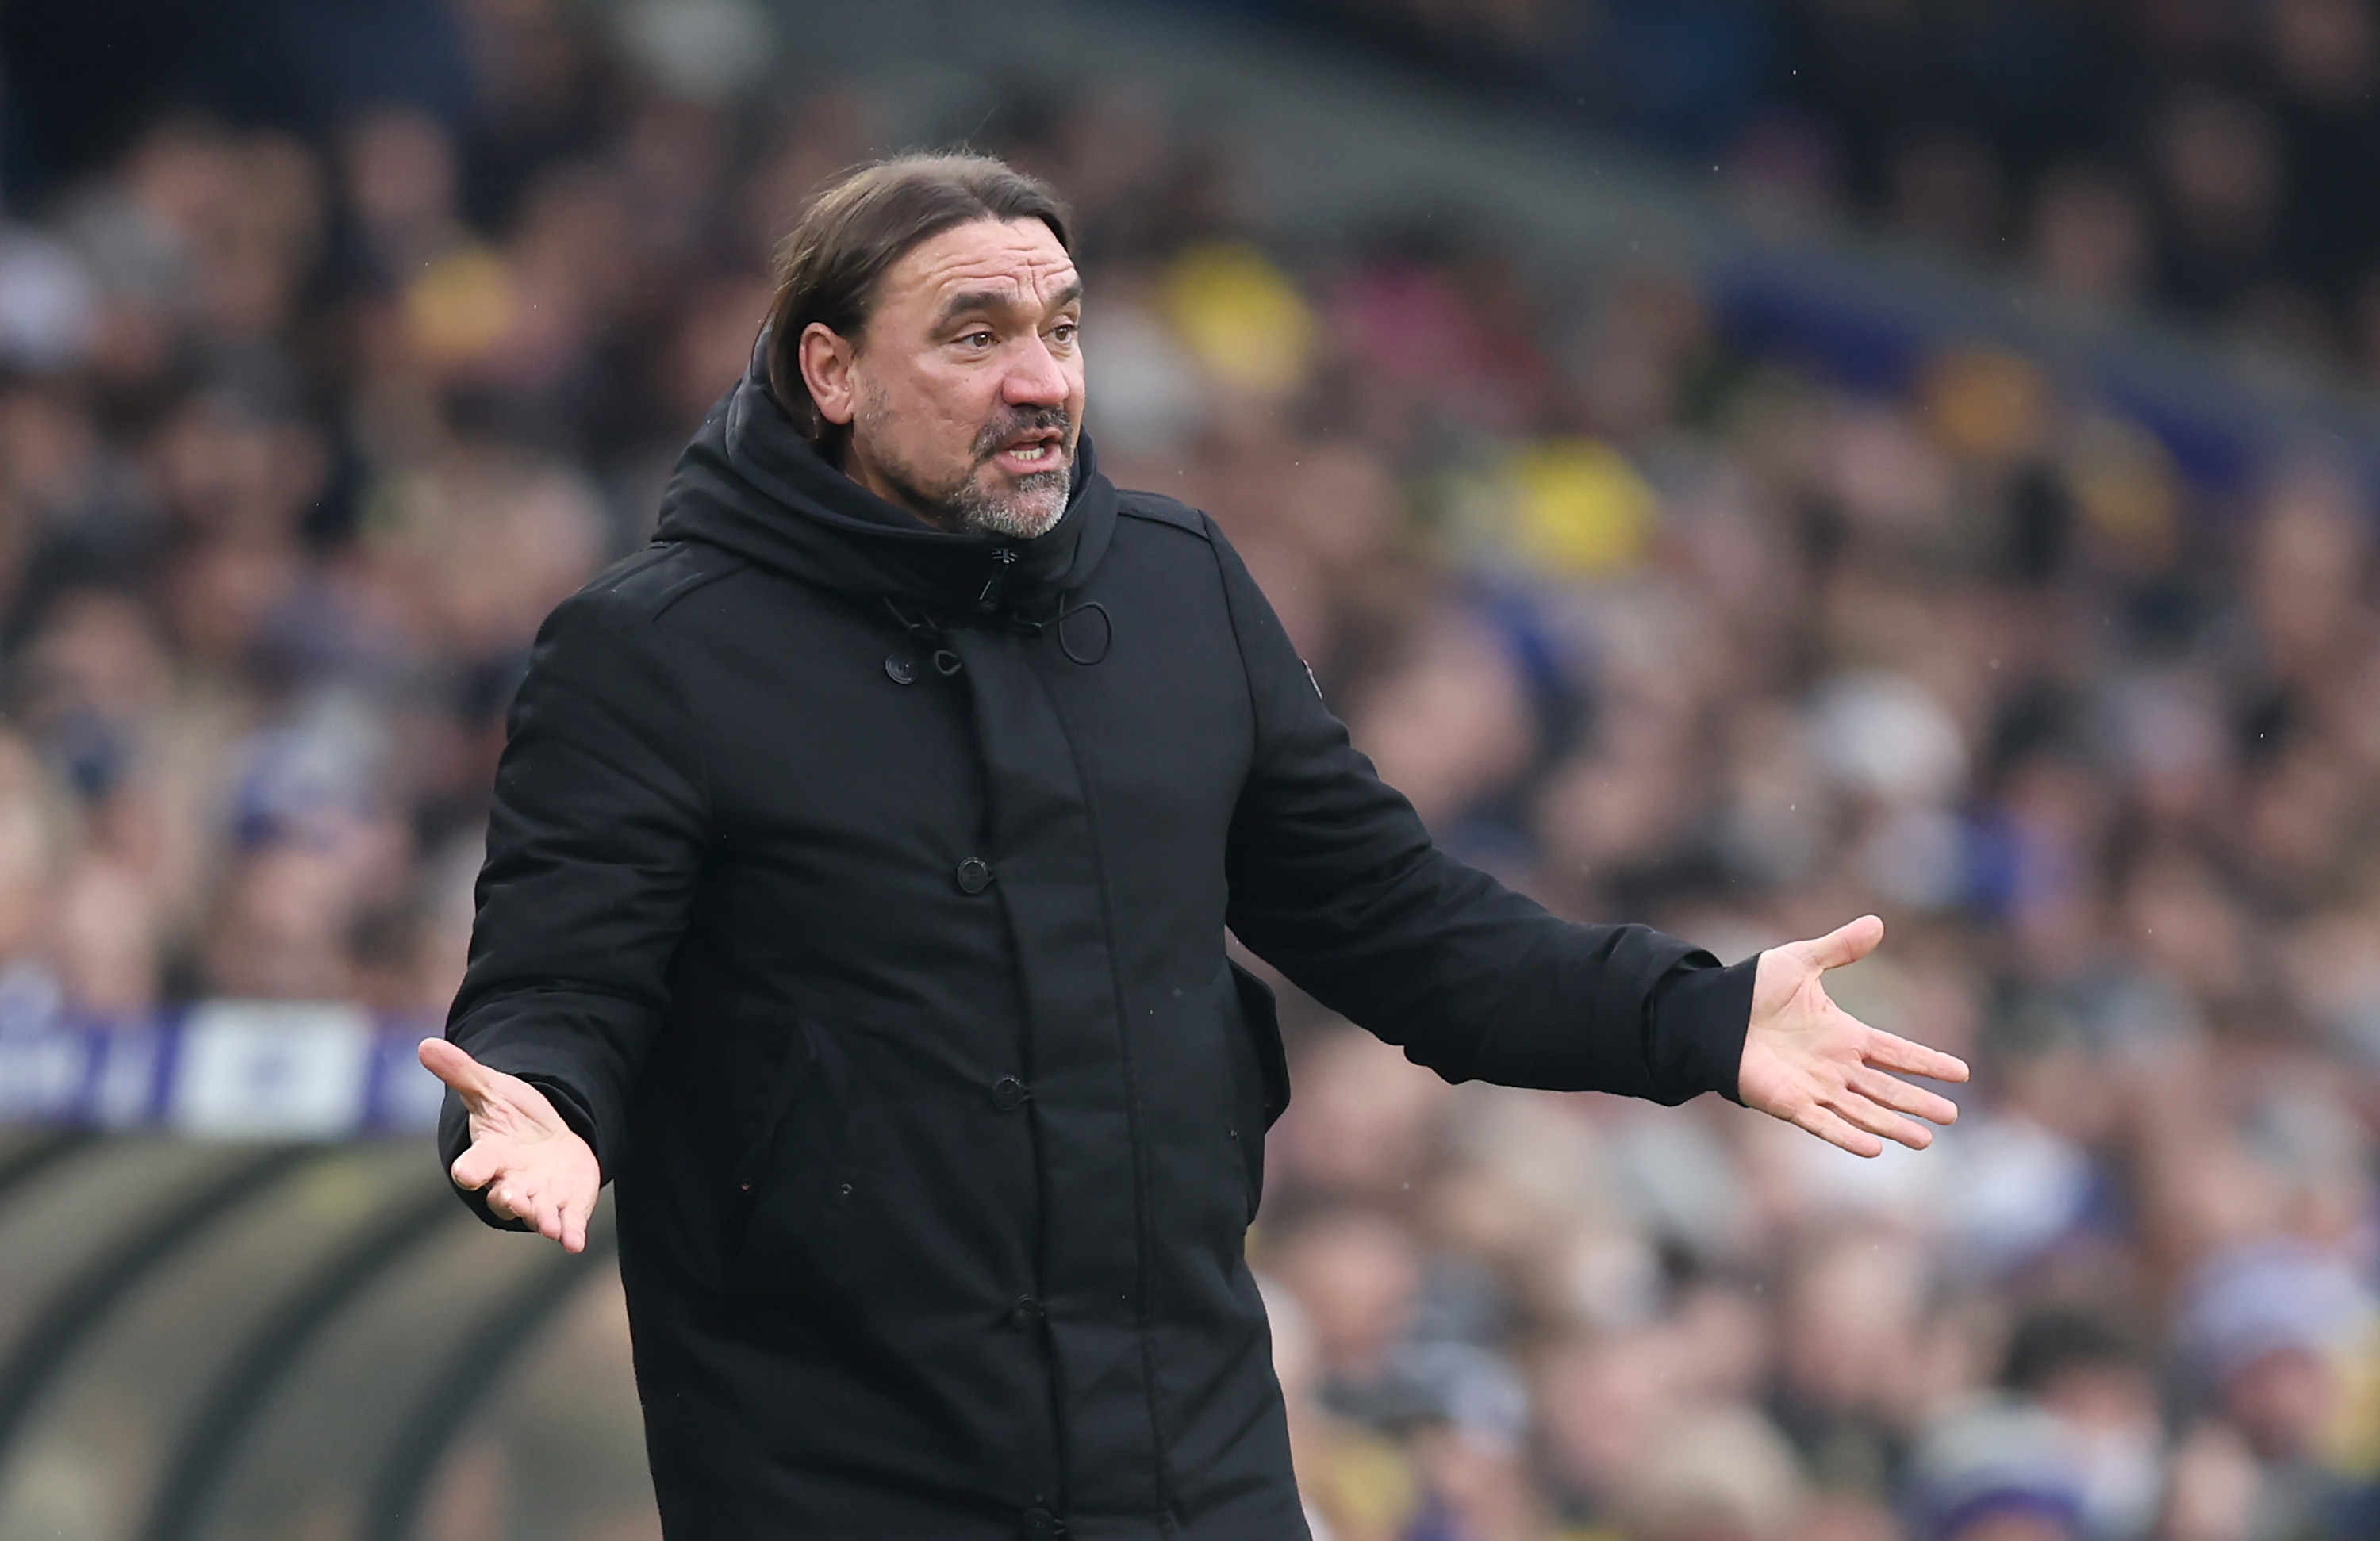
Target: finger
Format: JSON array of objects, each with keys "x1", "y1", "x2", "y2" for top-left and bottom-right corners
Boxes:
[
  {"x1": 451, "y1": 1144, "x2": 505, "y2": 1192},
  {"x1": 1788, "y1": 1100, "x2": 1886, "y2": 1159},
  {"x1": 1847, "y1": 1065, "x2": 1961, "y2": 1127},
  {"x1": 495, "y1": 1177, "x2": 547, "y2": 1221},
  {"x1": 483, "y1": 1180, "x2": 520, "y2": 1220},
  {"x1": 557, "y1": 1186, "x2": 593, "y2": 1255},
  {"x1": 534, "y1": 1188, "x2": 573, "y2": 1244},
  {"x1": 1794, "y1": 914, "x2": 1885, "y2": 972},
  {"x1": 543, "y1": 1190, "x2": 588, "y2": 1252},
  {"x1": 420, "y1": 1038, "x2": 498, "y2": 1107},
  {"x1": 1861, "y1": 1029, "x2": 1971, "y2": 1084},
  {"x1": 1825, "y1": 1087, "x2": 1933, "y2": 1151}
]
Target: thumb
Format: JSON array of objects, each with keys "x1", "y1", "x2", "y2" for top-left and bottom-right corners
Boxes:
[
  {"x1": 419, "y1": 1037, "x2": 497, "y2": 1109},
  {"x1": 1796, "y1": 914, "x2": 1884, "y2": 972}
]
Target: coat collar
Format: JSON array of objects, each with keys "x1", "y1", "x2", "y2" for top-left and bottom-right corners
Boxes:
[{"x1": 654, "y1": 352, "x2": 1116, "y2": 623}]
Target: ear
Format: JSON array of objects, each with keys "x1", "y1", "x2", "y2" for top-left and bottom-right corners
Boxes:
[{"x1": 797, "y1": 321, "x2": 861, "y2": 427}]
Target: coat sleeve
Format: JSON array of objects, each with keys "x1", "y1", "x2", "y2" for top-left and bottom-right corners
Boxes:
[
  {"x1": 1212, "y1": 527, "x2": 1752, "y2": 1104},
  {"x1": 438, "y1": 581, "x2": 710, "y2": 1225}
]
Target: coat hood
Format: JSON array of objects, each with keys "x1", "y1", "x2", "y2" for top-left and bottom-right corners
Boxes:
[{"x1": 654, "y1": 351, "x2": 1117, "y2": 622}]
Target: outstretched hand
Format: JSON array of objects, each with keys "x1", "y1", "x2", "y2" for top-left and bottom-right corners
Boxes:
[
  {"x1": 1737, "y1": 915, "x2": 1970, "y2": 1158},
  {"x1": 419, "y1": 1038, "x2": 601, "y2": 1252}
]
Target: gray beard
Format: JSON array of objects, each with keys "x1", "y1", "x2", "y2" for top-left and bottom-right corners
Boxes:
[
  {"x1": 950, "y1": 466, "x2": 1070, "y2": 539},
  {"x1": 853, "y1": 385, "x2": 1073, "y2": 539}
]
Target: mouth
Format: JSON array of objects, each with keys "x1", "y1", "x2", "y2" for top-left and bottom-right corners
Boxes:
[{"x1": 990, "y1": 429, "x2": 1067, "y2": 477}]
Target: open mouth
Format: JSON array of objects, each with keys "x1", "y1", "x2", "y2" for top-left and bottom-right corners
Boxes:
[{"x1": 992, "y1": 429, "x2": 1066, "y2": 473}]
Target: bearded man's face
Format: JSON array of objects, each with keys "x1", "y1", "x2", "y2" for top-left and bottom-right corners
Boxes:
[{"x1": 810, "y1": 217, "x2": 1085, "y2": 539}]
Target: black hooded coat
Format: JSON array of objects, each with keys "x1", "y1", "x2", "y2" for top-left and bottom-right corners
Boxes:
[{"x1": 439, "y1": 361, "x2": 1758, "y2": 1540}]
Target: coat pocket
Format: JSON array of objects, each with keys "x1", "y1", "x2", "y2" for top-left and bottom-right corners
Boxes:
[
  {"x1": 730, "y1": 1019, "x2": 818, "y2": 1193},
  {"x1": 727, "y1": 1019, "x2": 865, "y2": 1302},
  {"x1": 1221, "y1": 958, "x2": 1292, "y2": 1221}
]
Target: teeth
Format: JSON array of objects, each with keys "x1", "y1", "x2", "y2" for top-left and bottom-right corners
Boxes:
[{"x1": 1012, "y1": 445, "x2": 1046, "y2": 461}]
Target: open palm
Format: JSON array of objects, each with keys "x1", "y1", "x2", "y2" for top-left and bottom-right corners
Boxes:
[
  {"x1": 1737, "y1": 914, "x2": 1970, "y2": 1157},
  {"x1": 419, "y1": 1038, "x2": 601, "y2": 1252}
]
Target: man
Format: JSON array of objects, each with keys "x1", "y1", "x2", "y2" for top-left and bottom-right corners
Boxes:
[{"x1": 422, "y1": 152, "x2": 1967, "y2": 1539}]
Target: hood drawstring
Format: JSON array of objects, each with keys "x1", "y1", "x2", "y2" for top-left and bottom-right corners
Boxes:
[
  {"x1": 1004, "y1": 596, "x2": 1114, "y2": 667},
  {"x1": 1054, "y1": 601, "x2": 1114, "y2": 666},
  {"x1": 883, "y1": 597, "x2": 965, "y2": 677},
  {"x1": 883, "y1": 589, "x2": 1114, "y2": 672},
  {"x1": 975, "y1": 546, "x2": 1020, "y2": 614}
]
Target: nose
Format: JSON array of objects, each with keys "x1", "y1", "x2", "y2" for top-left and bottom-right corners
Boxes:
[{"x1": 1001, "y1": 335, "x2": 1069, "y2": 408}]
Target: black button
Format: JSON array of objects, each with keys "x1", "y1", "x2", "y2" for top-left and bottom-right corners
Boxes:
[
  {"x1": 992, "y1": 1075, "x2": 1029, "y2": 1111},
  {"x1": 885, "y1": 652, "x2": 918, "y2": 685},
  {"x1": 956, "y1": 857, "x2": 994, "y2": 895},
  {"x1": 1008, "y1": 1294, "x2": 1044, "y2": 1330},
  {"x1": 1017, "y1": 1508, "x2": 1065, "y2": 1540}
]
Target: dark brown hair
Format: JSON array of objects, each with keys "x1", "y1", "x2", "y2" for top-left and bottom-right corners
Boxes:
[{"x1": 761, "y1": 151, "x2": 1073, "y2": 448}]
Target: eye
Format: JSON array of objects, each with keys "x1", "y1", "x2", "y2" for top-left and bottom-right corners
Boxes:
[
  {"x1": 959, "y1": 329, "x2": 996, "y2": 351},
  {"x1": 1051, "y1": 321, "x2": 1079, "y2": 345}
]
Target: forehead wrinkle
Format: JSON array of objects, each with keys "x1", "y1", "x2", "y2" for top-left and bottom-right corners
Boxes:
[
  {"x1": 931, "y1": 275, "x2": 1085, "y2": 330},
  {"x1": 899, "y1": 225, "x2": 1077, "y2": 312},
  {"x1": 919, "y1": 255, "x2": 1077, "y2": 297}
]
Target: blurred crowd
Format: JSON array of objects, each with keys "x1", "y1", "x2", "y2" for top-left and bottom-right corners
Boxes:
[
  {"x1": 2, "y1": 3, "x2": 2379, "y2": 1541},
  {"x1": 1208, "y1": 0, "x2": 2380, "y2": 378}
]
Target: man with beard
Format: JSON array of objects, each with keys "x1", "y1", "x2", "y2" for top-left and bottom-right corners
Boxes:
[{"x1": 421, "y1": 152, "x2": 1969, "y2": 1540}]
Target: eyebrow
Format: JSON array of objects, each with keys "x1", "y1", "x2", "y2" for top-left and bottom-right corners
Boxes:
[{"x1": 935, "y1": 279, "x2": 1084, "y2": 331}]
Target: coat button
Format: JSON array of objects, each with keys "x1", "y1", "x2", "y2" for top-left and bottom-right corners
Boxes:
[
  {"x1": 1017, "y1": 1508, "x2": 1065, "y2": 1540},
  {"x1": 1008, "y1": 1294, "x2": 1044, "y2": 1330},
  {"x1": 992, "y1": 1075, "x2": 1029, "y2": 1111},
  {"x1": 955, "y1": 857, "x2": 994, "y2": 895},
  {"x1": 884, "y1": 652, "x2": 918, "y2": 685}
]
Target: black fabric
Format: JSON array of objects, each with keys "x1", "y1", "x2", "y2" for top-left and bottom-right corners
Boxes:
[{"x1": 441, "y1": 358, "x2": 1756, "y2": 1539}]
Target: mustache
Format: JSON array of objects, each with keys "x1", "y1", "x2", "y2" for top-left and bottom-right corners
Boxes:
[{"x1": 970, "y1": 406, "x2": 1074, "y2": 464}]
